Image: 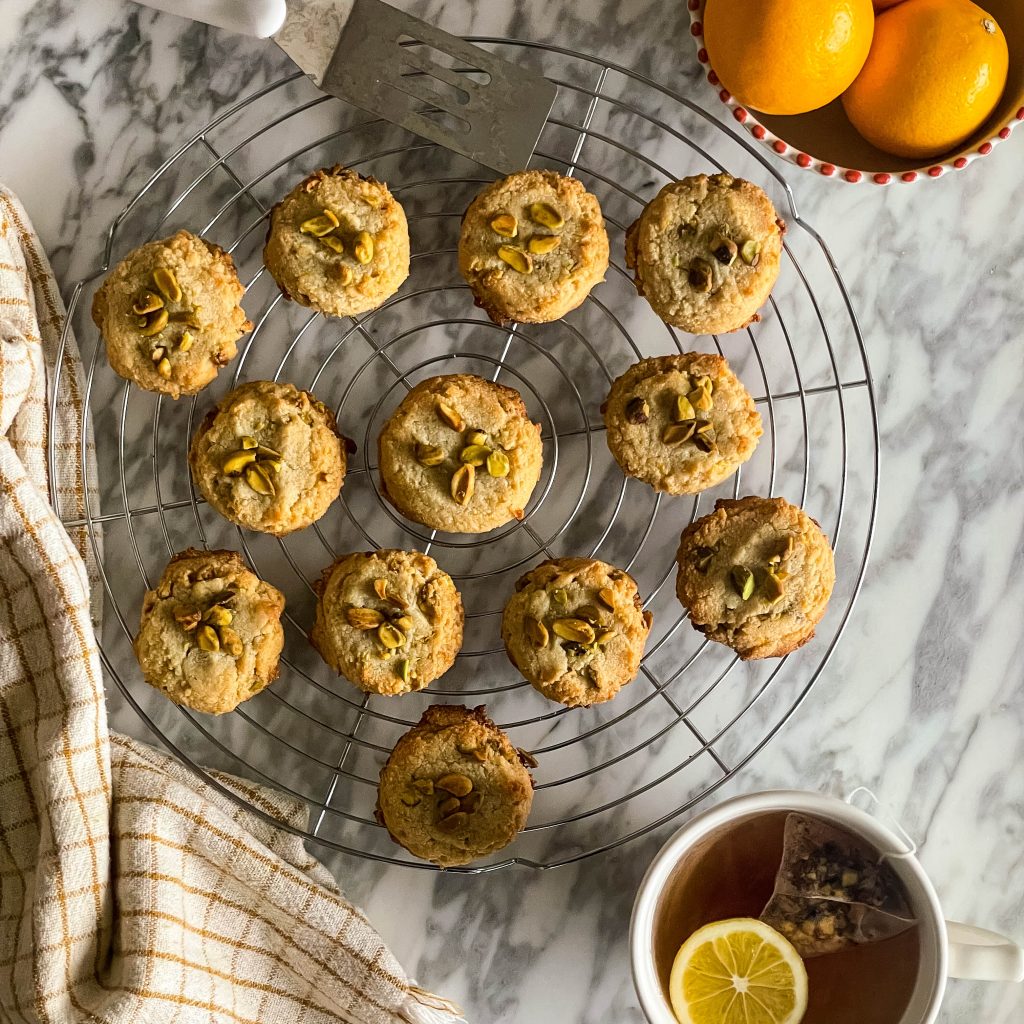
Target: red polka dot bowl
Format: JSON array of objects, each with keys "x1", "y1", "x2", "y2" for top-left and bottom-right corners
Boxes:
[{"x1": 687, "y1": 0, "x2": 1024, "y2": 184}]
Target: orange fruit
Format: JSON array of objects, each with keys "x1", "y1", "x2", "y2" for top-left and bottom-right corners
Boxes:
[
  {"x1": 873, "y1": 0, "x2": 907, "y2": 9},
  {"x1": 704, "y1": 0, "x2": 875, "y2": 116},
  {"x1": 842, "y1": 0, "x2": 1009, "y2": 159}
]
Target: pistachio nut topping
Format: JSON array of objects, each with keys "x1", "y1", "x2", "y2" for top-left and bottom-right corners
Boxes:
[
  {"x1": 694, "y1": 546, "x2": 716, "y2": 574},
  {"x1": 318, "y1": 234, "x2": 345, "y2": 254},
  {"x1": 152, "y1": 267, "x2": 182, "y2": 303},
  {"x1": 688, "y1": 386, "x2": 713, "y2": 415},
  {"x1": 525, "y1": 615, "x2": 549, "y2": 647},
  {"x1": 377, "y1": 622, "x2": 406, "y2": 649},
  {"x1": 436, "y1": 773, "x2": 473, "y2": 797},
  {"x1": 140, "y1": 308, "x2": 169, "y2": 337},
  {"x1": 662, "y1": 422, "x2": 695, "y2": 445},
  {"x1": 740, "y1": 239, "x2": 762, "y2": 266},
  {"x1": 299, "y1": 210, "x2": 340, "y2": 237},
  {"x1": 196, "y1": 624, "x2": 220, "y2": 652},
  {"x1": 528, "y1": 201, "x2": 564, "y2": 230},
  {"x1": 731, "y1": 565, "x2": 755, "y2": 601},
  {"x1": 347, "y1": 607, "x2": 384, "y2": 630},
  {"x1": 244, "y1": 463, "x2": 275, "y2": 496},
  {"x1": 674, "y1": 394, "x2": 696, "y2": 423},
  {"x1": 497, "y1": 245, "x2": 532, "y2": 274},
  {"x1": 450, "y1": 463, "x2": 475, "y2": 505},
  {"x1": 132, "y1": 291, "x2": 164, "y2": 315},
  {"x1": 763, "y1": 571, "x2": 785, "y2": 603},
  {"x1": 223, "y1": 436, "x2": 283, "y2": 495},
  {"x1": 490, "y1": 213, "x2": 517, "y2": 238},
  {"x1": 625, "y1": 397, "x2": 650, "y2": 424},
  {"x1": 688, "y1": 259, "x2": 713, "y2": 293},
  {"x1": 552, "y1": 618, "x2": 596, "y2": 645},
  {"x1": 459, "y1": 444, "x2": 491, "y2": 467},
  {"x1": 486, "y1": 450, "x2": 510, "y2": 478},
  {"x1": 353, "y1": 230, "x2": 374, "y2": 264},
  {"x1": 710, "y1": 234, "x2": 738, "y2": 266},
  {"x1": 415, "y1": 442, "x2": 446, "y2": 467},
  {"x1": 436, "y1": 401, "x2": 464, "y2": 432}
]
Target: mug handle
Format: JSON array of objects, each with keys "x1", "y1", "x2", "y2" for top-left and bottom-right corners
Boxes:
[{"x1": 946, "y1": 921, "x2": 1024, "y2": 982}]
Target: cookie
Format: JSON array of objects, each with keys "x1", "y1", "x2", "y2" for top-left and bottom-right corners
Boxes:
[
  {"x1": 263, "y1": 165, "x2": 409, "y2": 318},
  {"x1": 189, "y1": 380, "x2": 347, "y2": 536},
  {"x1": 378, "y1": 373, "x2": 543, "y2": 534},
  {"x1": 602, "y1": 353, "x2": 762, "y2": 495},
  {"x1": 134, "y1": 549, "x2": 285, "y2": 715},
  {"x1": 375, "y1": 705, "x2": 535, "y2": 868},
  {"x1": 458, "y1": 169, "x2": 609, "y2": 324},
  {"x1": 625, "y1": 173, "x2": 785, "y2": 334},
  {"x1": 311, "y1": 549, "x2": 464, "y2": 696},
  {"x1": 675, "y1": 496, "x2": 835, "y2": 660},
  {"x1": 92, "y1": 229, "x2": 251, "y2": 399},
  {"x1": 502, "y1": 557, "x2": 653, "y2": 707}
]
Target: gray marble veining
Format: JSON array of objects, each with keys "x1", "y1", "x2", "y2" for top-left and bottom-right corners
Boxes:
[{"x1": 1, "y1": 2, "x2": 1022, "y2": 1022}]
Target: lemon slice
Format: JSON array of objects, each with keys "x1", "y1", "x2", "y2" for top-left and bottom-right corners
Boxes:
[{"x1": 669, "y1": 918, "x2": 808, "y2": 1024}]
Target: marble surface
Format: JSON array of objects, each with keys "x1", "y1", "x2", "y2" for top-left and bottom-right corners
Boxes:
[{"x1": 2, "y1": 1, "x2": 1023, "y2": 1022}]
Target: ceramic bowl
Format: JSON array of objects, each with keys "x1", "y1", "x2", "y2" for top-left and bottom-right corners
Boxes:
[{"x1": 687, "y1": 0, "x2": 1024, "y2": 184}]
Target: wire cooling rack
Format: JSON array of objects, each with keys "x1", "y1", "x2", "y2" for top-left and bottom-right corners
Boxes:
[{"x1": 53, "y1": 41, "x2": 878, "y2": 872}]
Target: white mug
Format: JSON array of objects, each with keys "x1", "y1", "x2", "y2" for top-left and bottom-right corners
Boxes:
[{"x1": 630, "y1": 789, "x2": 1023, "y2": 1024}]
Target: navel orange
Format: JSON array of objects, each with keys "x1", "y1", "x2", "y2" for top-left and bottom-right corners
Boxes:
[
  {"x1": 703, "y1": 0, "x2": 875, "y2": 116},
  {"x1": 842, "y1": 0, "x2": 1009, "y2": 159}
]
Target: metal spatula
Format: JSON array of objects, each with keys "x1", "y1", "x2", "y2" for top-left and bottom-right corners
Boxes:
[{"x1": 132, "y1": 0, "x2": 557, "y2": 172}]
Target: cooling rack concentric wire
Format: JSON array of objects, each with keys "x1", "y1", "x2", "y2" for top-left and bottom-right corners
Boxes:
[{"x1": 52, "y1": 41, "x2": 879, "y2": 873}]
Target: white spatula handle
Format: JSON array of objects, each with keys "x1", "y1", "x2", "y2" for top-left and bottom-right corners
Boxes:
[{"x1": 130, "y1": 0, "x2": 287, "y2": 38}]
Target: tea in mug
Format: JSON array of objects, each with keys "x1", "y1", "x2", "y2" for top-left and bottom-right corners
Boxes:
[{"x1": 652, "y1": 810, "x2": 920, "y2": 1024}]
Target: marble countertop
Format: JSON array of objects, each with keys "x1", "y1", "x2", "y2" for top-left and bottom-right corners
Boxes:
[{"x1": 2, "y1": 1, "x2": 1022, "y2": 1021}]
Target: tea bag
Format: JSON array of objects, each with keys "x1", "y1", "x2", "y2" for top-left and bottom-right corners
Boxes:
[{"x1": 760, "y1": 812, "x2": 916, "y2": 957}]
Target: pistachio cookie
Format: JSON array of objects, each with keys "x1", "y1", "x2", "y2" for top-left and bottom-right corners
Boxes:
[
  {"x1": 189, "y1": 380, "x2": 347, "y2": 535},
  {"x1": 378, "y1": 373, "x2": 543, "y2": 534},
  {"x1": 134, "y1": 549, "x2": 285, "y2": 715},
  {"x1": 625, "y1": 173, "x2": 785, "y2": 335},
  {"x1": 602, "y1": 353, "x2": 762, "y2": 495},
  {"x1": 675, "y1": 496, "x2": 835, "y2": 660},
  {"x1": 376, "y1": 705, "x2": 535, "y2": 867},
  {"x1": 458, "y1": 169, "x2": 609, "y2": 324},
  {"x1": 502, "y1": 557, "x2": 653, "y2": 707},
  {"x1": 311, "y1": 550, "x2": 464, "y2": 696},
  {"x1": 92, "y1": 229, "x2": 252, "y2": 399},
  {"x1": 263, "y1": 165, "x2": 410, "y2": 318}
]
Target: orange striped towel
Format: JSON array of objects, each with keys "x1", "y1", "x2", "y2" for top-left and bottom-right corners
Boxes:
[{"x1": 0, "y1": 186, "x2": 462, "y2": 1024}]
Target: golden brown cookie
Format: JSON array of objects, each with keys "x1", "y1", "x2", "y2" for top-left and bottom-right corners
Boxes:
[
  {"x1": 675, "y1": 496, "x2": 835, "y2": 660},
  {"x1": 189, "y1": 380, "x2": 347, "y2": 535},
  {"x1": 92, "y1": 229, "x2": 251, "y2": 399},
  {"x1": 134, "y1": 549, "x2": 285, "y2": 714},
  {"x1": 377, "y1": 373, "x2": 543, "y2": 534},
  {"x1": 602, "y1": 353, "x2": 762, "y2": 494},
  {"x1": 458, "y1": 169, "x2": 609, "y2": 324},
  {"x1": 376, "y1": 705, "x2": 535, "y2": 868},
  {"x1": 625, "y1": 173, "x2": 785, "y2": 334},
  {"x1": 502, "y1": 557, "x2": 653, "y2": 707},
  {"x1": 263, "y1": 165, "x2": 409, "y2": 318},
  {"x1": 311, "y1": 549, "x2": 464, "y2": 696}
]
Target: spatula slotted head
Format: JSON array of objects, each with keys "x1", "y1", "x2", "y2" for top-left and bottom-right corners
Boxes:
[{"x1": 320, "y1": 0, "x2": 557, "y2": 172}]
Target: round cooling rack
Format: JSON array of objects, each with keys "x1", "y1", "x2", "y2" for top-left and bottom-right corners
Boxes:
[{"x1": 53, "y1": 41, "x2": 879, "y2": 873}]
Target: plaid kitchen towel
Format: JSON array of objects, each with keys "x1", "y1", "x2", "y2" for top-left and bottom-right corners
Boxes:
[{"x1": 0, "y1": 185, "x2": 462, "y2": 1024}]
